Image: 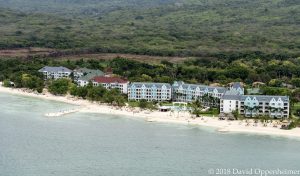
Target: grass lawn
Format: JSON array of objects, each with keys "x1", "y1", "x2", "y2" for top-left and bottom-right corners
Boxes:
[
  {"x1": 159, "y1": 102, "x2": 173, "y2": 106},
  {"x1": 199, "y1": 108, "x2": 220, "y2": 117}
]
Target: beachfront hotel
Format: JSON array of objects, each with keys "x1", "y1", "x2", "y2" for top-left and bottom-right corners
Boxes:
[
  {"x1": 91, "y1": 76, "x2": 129, "y2": 94},
  {"x1": 73, "y1": 68, "x2": 104, "y2": 87},
  {"x1": 36, "y1": 66, "x2": 290, "y2": 118},
  {"x1": 171, "y1": 81, "x2": 228, "y2": 103},
  {"x1": 38, "y1": 66, "x2": 72, "y2": 80},
  {"x1": 220, "y1": 94, "x2": 290, "y2": 119},
  {"x1": 128, "y1": 82, "x2": 172, "y2": 102}
]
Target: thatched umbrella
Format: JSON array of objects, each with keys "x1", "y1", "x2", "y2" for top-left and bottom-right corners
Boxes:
[
  {"x1": 227, "y1": 113, "x2": 235, "y2": 121},
  {"x1": 218, "y1": 113, "x2": 226, "y2": 120},
  {"x1": 281, "y1": 120, "x2": 290, "y2": 129}
]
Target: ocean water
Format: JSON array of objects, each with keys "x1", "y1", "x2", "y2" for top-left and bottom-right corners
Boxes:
[{"x1": 0, "y1": 93, "x2": 300, "y2": 176}]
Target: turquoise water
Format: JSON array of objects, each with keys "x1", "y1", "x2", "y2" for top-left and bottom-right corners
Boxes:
[{"x1": 0, "y1": 93, "x2": 300, "y2": 176}]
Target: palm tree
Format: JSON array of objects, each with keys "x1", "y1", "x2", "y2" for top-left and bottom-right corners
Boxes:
[
  {"x1": 245, "y1": 105, "x2": 259, "y2": 118},
  {"x1": 244, "y1": 105, "x2": 250, "y2": 117},
  {"x1": 190, "y1": 98, "x2": 203, "y2": 117},
  {"x1": 200, "y1": 94, "x2": 206, "y2": 105},
  {"x1": 267, "y1": 106, "x2": 277, "y2": 118},
  {"x1": 200, "y1": 94, "x2": 216, "y2": 107},
  {"x1": 174, "y1": 90, "x2": 184, "y2": 100},
  {"x1": 252, "y1": 106, "x2": 260, "y2": 118},
  {"x1": 259, "y1": 115, "x2": 270, "y2": 124},
  {"x1": 212, "y1": 97, "x2": 220, "y2": 107},
  {"x1": 277, "y1": 107, "x2": 285, "y2": 120},
  {"x1": 265, "y1": 106, "x2": 271, "y2": 117},
  {"x1": 232, "y1": 110, "x2": 240, "y2": 120},
  {"x1": 272, "y1": 107, "x2": 279, "y2": 119}
]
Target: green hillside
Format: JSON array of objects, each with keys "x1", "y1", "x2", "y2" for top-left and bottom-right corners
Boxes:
[
  {"x1": 0, "y1": 0, "x2": 299, "y2": 58},
  {"x1": 0, "y1": 0, "x2": 182, "y2": 16}
]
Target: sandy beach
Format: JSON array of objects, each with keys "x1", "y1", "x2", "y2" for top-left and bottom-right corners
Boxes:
[{"x1": 1, "y1": 85, "x2": 300, "y2": 138}]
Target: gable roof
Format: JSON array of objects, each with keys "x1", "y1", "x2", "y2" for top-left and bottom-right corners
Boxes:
[
  {"x1": 172, "y1": 81, "x2": 227, "y2": 93},
  {"x1": 240, "y1": 95, "x2": 289, "y2": 102},
  {"x1": 74, "y1": 68, "x2": 104, "y2": 76},
  {"x1": 222, "y1": 94, "x2": 289, "y2": 102},
  {"x1": 39, "y1": 66, "x2": 72, "y2": 73},
  {"x1": 129, "y1": 82, "x2": 172, "y2": 89},
  {"x1": 221, "y1": 90, "x2": 243, "y2": 100},
  {"x1": 231, "y1": 82, "x2": 243, "y2": 89},
  {"x1": 75, "y1": 68, "x2": 105, "y2": 81}
]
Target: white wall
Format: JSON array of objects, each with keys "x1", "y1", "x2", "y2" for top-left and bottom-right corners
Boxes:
[
  {"x1": 222, "y1": 100, "x2": 238, "y2": 113},
  {"x1": 122, "y1": 83, "x2": 128, "y2": 94},
  {"x1": 78, "y1": 80, "x2": 89, "y2": 87}
]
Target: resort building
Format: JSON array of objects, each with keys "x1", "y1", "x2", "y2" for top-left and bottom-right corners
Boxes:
[
  {"x1": 73, "y1": 68, "x2": 104, "y2": 87},
  {"x1": 38, "y1": 66, "x2": 72, "y2": 80},
  {"x1": 220, "y1": 94, "x2": 290, "y2": 119},
  {"x1": 229, "y1": 82, "x2": 244, "y2": 95},
  {"x1": 91, "y1": 76, "x2": 129, "y2": 94},
  {"x1": 172, "y1": 81, "x2": 227, "y2": 105},
  {"x1": 128, "y1": 82, "x2": 172, "y2": 102}
]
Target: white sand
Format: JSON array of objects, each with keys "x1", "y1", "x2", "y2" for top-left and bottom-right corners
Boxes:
[{"x1": 1, "y1": 85, "x2": 300, "y2": 138}]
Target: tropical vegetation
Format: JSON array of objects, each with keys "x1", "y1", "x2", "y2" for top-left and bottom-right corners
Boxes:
[{"x1": 0, "y1": 0, "x2": 299, "y2": 58}]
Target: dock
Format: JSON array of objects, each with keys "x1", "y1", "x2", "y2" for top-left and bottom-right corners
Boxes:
[{"x1": 45, "y1": 108, "x2": 81, "y2": 117}]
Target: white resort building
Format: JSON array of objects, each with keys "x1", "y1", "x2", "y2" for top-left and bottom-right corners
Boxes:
[
  {"x1": 128, "y1": 82, "x2": 172, "y2": 102},
  {"x1": 220, "y1": 94, "x2": 290, "y2": 119},
  {"x1": 38, "y1": 66, "x2": 72, "y2": 80},
  {"x1": 36, "y1": 65, "x2": 291, "y2": 118},
  {"x1": 171, "y1": 81, "x2": 228, "y2": 104},
  {"x1": 91, "y1": 76, "x2": 129, "y2": 94}
]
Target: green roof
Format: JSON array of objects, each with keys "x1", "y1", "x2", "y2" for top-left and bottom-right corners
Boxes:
[{"x1": 76, "y1": 68, "x2": 104, "y2": 81}]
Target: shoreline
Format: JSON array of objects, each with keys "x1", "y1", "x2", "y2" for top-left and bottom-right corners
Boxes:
[{"x1": 1, "y1": 86, "x2": 300, "y2": 138}]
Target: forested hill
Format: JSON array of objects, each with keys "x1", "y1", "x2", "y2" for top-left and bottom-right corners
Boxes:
[
  {"x1": 0, "y1": 0, "x2": 182, "y2": 16},
  {"x1": 0, "y1": 0, "x2": 299, "y2": 58}
]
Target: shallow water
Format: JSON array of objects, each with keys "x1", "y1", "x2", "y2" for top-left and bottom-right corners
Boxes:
[{"x1": 0, "y1": 93, "x2": 300, "y2": 176}]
